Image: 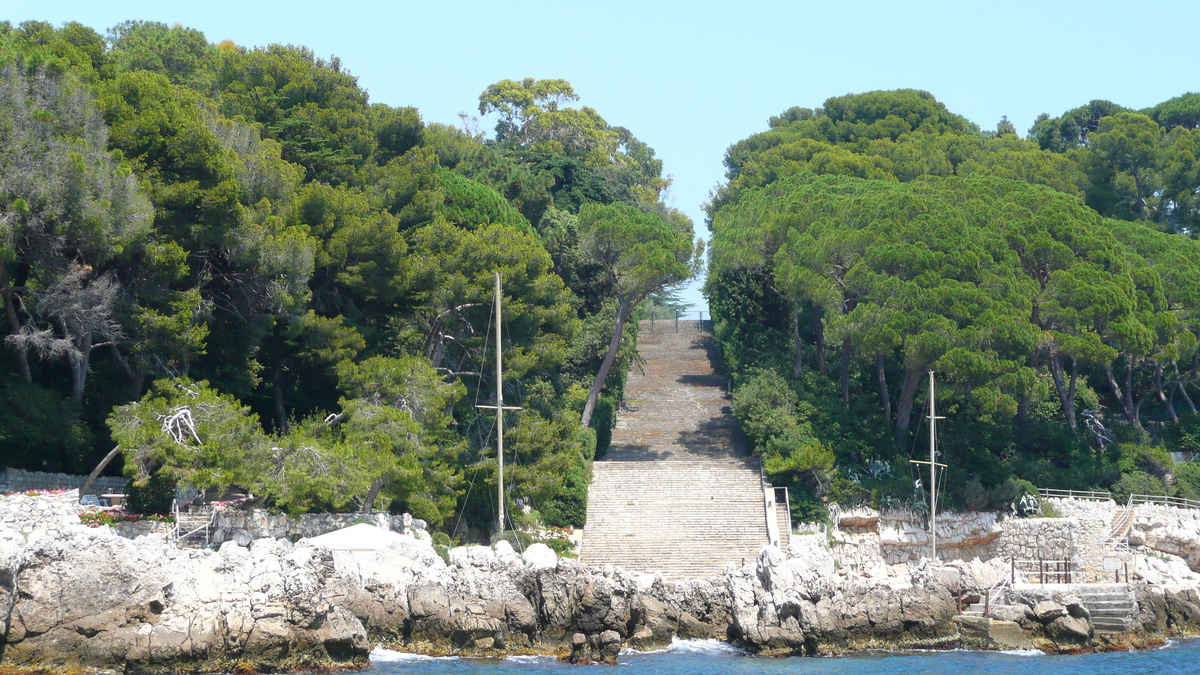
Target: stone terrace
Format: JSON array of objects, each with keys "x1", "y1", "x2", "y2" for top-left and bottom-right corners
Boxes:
[{"x1": 581, "y1": 320, "x2": 770, "y2": 579}]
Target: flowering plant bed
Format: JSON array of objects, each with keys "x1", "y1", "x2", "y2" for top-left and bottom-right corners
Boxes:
[
  {"x1": 532, "y1": 525, "x2": 577, "y2": 558},
  {"x1": 209, "y1": 499, "x2": 247, "y2": 513},
  {"x1": 79, "y1": 511, "x2": 176, "y2": 527},
  {"x1": 4, "y1": 489, "x2": 72, "y2": 497}
]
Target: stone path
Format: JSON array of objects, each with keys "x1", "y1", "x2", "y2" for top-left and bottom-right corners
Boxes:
[{"x1": 581, "y1": 320, "x2": 771, "y2": 579}]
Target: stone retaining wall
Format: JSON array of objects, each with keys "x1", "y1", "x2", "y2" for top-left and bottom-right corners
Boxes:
[
  {"x1": 1129, "y1": 502, "x2": 1200, "y2": 572},
  {"x1": 990, "y1": 516, "x2": 1109, "y2": 581},
  {"x1": 830, "y1": 504, "x2": 1110, "y2": 579},
  {"x1": 0, "y1": 490, "x2": 426, "y2": 546},
  {"x1": 0, "y1": 468, "x2": 125, "y2": 496},
  {"x1": 211, "y1": 509, "x2": 426, "y2": 545},
  {"x1": 0, "y1": 489, "x2": 82, "y2": 535}
]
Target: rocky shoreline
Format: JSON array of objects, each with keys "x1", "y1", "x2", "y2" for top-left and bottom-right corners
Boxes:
[{"x1": 2, "y1": 516, "x2": 1200, "y2": 673}]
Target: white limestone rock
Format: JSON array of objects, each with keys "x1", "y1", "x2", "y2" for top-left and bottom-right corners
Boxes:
[{"x1": 522, "y1": 542, "x2": 558, "y2": 570}]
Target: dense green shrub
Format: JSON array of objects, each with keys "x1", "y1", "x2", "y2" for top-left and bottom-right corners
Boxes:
[
  {"x1": 491, "y1": 529, "x2": 533, "y2": 550},
  {"x1": 1111, "y1": 471, "x2": 1170, "y2": 503},
  {"x1": 124, "y1": 472, "x2": 178, "y2": 516},
  {"x1": 1174, "y1": 463, "x2": 1200, "y2": 501}
]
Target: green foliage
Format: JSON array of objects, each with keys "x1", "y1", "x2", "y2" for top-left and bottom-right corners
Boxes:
[
  {"x1": 124, "y1": 471, "x2": 177, "y2": 515},
  {"x1": 79, "y1": 511, "x2": 174, "y2": 527},
  {"x1": 1112, "y1": 471, "x2": 1170, "y2": 503},
  {"x1": 1176, "y1": 463, "x2": 1200, "y2": 501},
  {"x1": 437, "y1": 169, "x2": 532, "y2": 233},
  {"x1": 491, "y1": 529, "x2": 533, "y2": 550},
  {"x1": 0, "y1": 380, "x2": 92, "y2": 473},
  {"x1": 108, "y1": 378, "x2": 270, "y2": 488},
  {"x1": 1116, "y1": 443, "x2": 1175, "y2": 480},
  {"x1": 709, "y1": 88, "x2": 1200, "y2": 510},
  {"x1": 108, "y1": 21, "x2": 216, "y2": 92},
  {"x1": 1, "y1": 28, "x2": 687, "y2": 533}
]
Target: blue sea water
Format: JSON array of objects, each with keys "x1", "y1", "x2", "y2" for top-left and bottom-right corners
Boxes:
[{"x1": 366, "y1": 637, "x2": 1200, "y2": 675}]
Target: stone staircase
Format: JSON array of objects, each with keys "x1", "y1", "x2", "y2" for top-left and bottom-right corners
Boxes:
[
  {"x1": 961, "y1": 586, "x2": 1137, "y2": 634},
  {"x1": 581, "y1": 320, "x2": 773, "y2": 579},
  {"x1": 1106, "y1": 507, "x2": 1134, "y2": 553},
  {"x1": 173, "y1": 506, "x2": 216, "y2": 548},
  {"x1": 1077, "y1": 586, "x2": 1137, "y2": 633},
  {"x1": 775, "y1": 500, "x2": 791, "y2": 551}
]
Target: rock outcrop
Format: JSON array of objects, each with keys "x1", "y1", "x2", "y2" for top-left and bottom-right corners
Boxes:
[
  {"x1": 4, "y1": 491, "x2": 1200, "y2": 671},
  {"x1": 0, "y1": 529, "x2": 368, "y2": 673}
]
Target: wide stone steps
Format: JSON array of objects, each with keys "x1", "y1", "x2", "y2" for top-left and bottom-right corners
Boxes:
[{"x1": 582, "y1": 321, "x2": 772, "y2": 579}]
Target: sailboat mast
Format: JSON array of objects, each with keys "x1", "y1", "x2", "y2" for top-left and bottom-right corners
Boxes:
[
  {"x1": 495, "y1": 272, "x2": 505, "y2": 534},
  {"x1": 928, "y1": 370, "x2": 938, "y2": 561}
]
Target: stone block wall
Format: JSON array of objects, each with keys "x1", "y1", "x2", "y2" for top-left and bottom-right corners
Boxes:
[
  {"x1": 989, "y1": 517, "x2": 1108, "y2": 581},
  {"x1": 1129, "y1": 503, "x2": 1200, "y2": 572},
  {"x1": 0, "y1": 468, "x2": 126, "y2": 496},
  {"x1": 112, "y1": 520, "x2": 175, "y2": 538},
  {"x1": 0, "y1": 489, "x2": 83, "y2": 534},
  {"x1": 830, "y1": 504, "x2": 1110, "y2": 579},
  {"x1": 211, "y1": 509, "x2": 425, "y2": 546},
  {"x1": 1043, "y1": 496, "x2": 1117, "y2": 521}
]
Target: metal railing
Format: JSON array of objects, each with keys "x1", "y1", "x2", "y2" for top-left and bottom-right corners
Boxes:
[
  {"x1": 1106, "y1": 506, "x2": 1134, "y2": 546},
  {"x1": 1037, "y1": 488, "x2": 1112, "y2": 501},
  {"x1": 775, "y1": 486, "x2": 792, "y2": 539},
  {"x1": 982, "y1": 574, "x2": 1011, "y2": 618},
  {"x1": 1011, "y1": 558, "x2": 1073, "y2": 584},
  {"x1": 759, "y1": 464, "x2": 779, "y2": 549},
  {"x1": 1129, "y1": 493, "x2": 1200, "y2": 510},
  {"x1": 172, "y1": 501, "x2": 217, "y2": 547},
  {"x1": 642, "y1": 310, "x2": 709, "y2": 333}
]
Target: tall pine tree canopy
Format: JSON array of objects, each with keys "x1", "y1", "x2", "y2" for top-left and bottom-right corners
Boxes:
[
  {"x1": 0, "y1": 21, "x2": 699, "y2": 532},
  {"x1": 707, "y1": 89, "x2": 1200, "y2": 520},
  {"x1": 5, "y1": 20, "x2": 1200, "y2": 530}
]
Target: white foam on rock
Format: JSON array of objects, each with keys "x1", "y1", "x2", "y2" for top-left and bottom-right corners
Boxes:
[
  {"x1": 369, "y1": 646, "x2": 458, "y2": 662},
  {"x1": 623, "y1": 636, "x2": 742, "y2": 656}
]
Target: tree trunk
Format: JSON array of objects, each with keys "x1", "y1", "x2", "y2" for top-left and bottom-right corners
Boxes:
[
  {"x1": 840, "y1": 337, "x2": 851, "y2": 404},
  {"x1": 359, "y1": 478, "x2": 384, "y2": 513},
  {"x1": 108, "y1": 343, "x2": 145, "y2": 397},
  {"x1": 813, "y1": 309, "x2": 827, "y2": 377},
  {"x1": 1105, "y1": 361, "x2": 1136, "y2": 424},
  {"x1": 581, "y1": 295, "x2": 632, "y2": 428},
  {"x1": 1175, "y1": 362, "x2": 1197, "y2": 413},
  {"x1": 70, "y1": 332, "x2": 93, "y2": 406},
  {"x1": 273, "y1": 368, "x2": 289, "y2": 433},
  {"x1": 79, "y1": 445, "x2": 122, "y2": 502},
  {"x1": 0, "y1": 261, "x2": 31, "y2": 382},
  {"x1": 1049, "y1": 355, "x2": 1078, "y2": 430},
  {"x1": 1179, "y1": 383, "x2": 1197, "y2": 414},
  {"x1": 1157, "y1": 364, "x2": 1178, "y2": 424},
  {"x1": 876, "y1": 352, "x2": 891, "y2": 423},
  {"x1": 895, "y1": 368, "x2": 923, "y2": 433},
  {"x1": 791, "y1": 303, "x2": 803, "y2": 377}
]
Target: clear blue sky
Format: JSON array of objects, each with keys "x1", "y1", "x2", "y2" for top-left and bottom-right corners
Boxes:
[{"x1": 15, "y1": 1, "x2": 1200, "y2": 311}]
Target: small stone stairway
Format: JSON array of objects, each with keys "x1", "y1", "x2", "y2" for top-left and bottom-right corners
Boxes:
[
  {"x1": 582, "y1": 321, "x2": 773, "y2": 580},
  {"x1": 961, "y1": 585, "x2": 1137, "y2": 634},
  {"x1": 1078, "y1": 586, "x2": 1137, "y2": 633},
  {"x1": 174, "y1": 507, "x2": 216, "y2": 548},
  {"x1": 962, "y1": 599, "x2": 1001, "y2": 618},
  {"x1": 775, "y1": 503, "x2": 790, "y2": 551},
  {"x1": 1106, "y1": 507, "x2": 1134, "y2": 552}
]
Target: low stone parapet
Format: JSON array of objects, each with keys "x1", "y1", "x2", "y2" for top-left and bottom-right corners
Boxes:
[
  {"x1": 0, "y1": 468, "x2": 125, "y2": 496},
  {"x1": 211, "y1": 509, "x2": 426, "y2": 545},
  {"x1": 0, "y1": 489, "x2": 82, "y2": 535}
]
